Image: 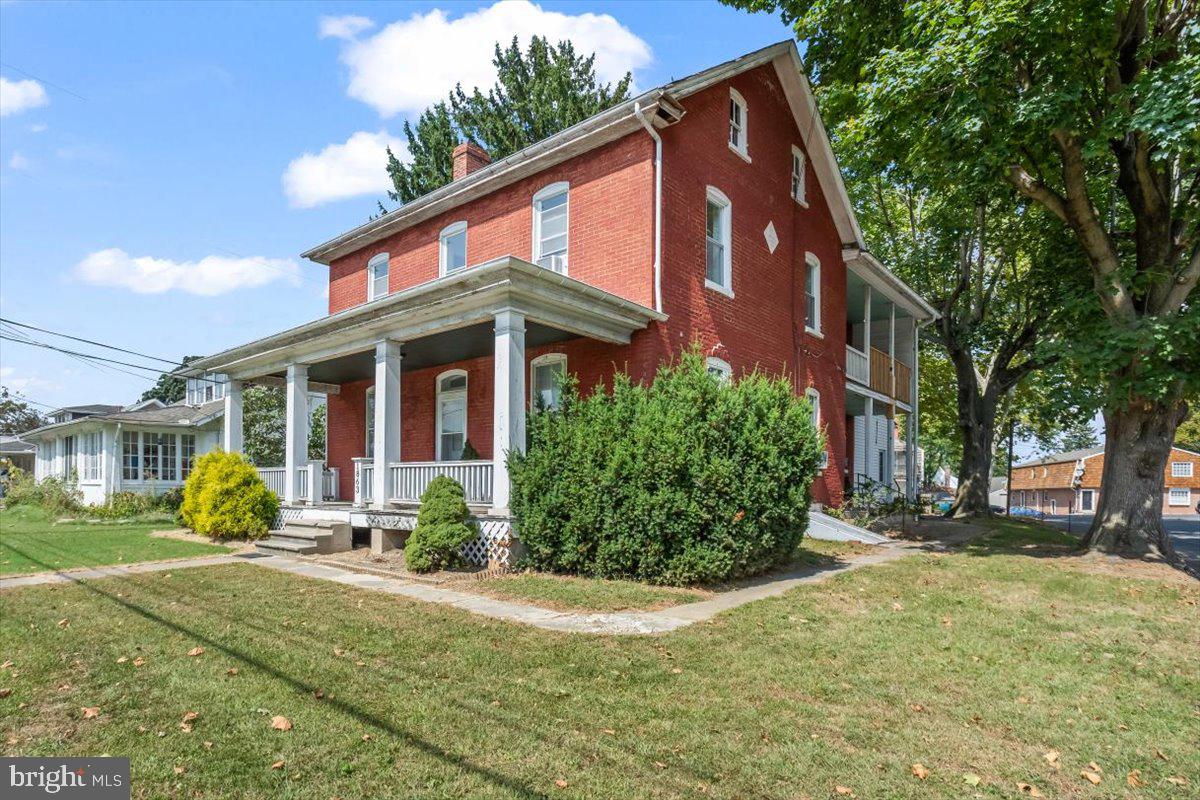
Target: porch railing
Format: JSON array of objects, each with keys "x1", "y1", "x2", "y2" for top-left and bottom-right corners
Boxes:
[
  {"x1": 845, "y1": 345, "x2": 870, "y2": 385},
  {"x1": 256, "y1": 467, "x2": 286, "y2": 496},
  {"x1": 894, "y1": 361, "x2": 912, "y2": 405},
  {"x1": 389, "y1": 460, "x2": 493, "y2": 505},
  {"x1": 256, "y1": 464, "x2": 338, "y2": 502}
]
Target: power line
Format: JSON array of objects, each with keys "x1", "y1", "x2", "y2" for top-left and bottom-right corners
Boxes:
[
  {"x1": 1, "y1": 334, "x2": 175, "y2": 377},
  {"x1": 0, "y1": 324, "x2": 149, "y2": 383},
  {"x1": 0, "y1": 317, "x2": 180, "y2": 366},
  {"x1": 0, "y1": 60, "x2": 88, "y2": 101}
]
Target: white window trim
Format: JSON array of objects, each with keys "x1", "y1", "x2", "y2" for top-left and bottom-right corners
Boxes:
[
  {"x1": 532, "y1": 181, "x2": 569, "y2": 274},
  {"x1": 704, "y1": 186, "x2": 733, "y2": 297},
  {"x1": 1078, "y1": 488, "x2": 1095, "y2": 511},
  {"x1": 1170, "y1": 461, "x2": 1193, "y2": 478},
  {"x1": 435, "y1": 369, "x2": 468, "y2": 462},
  {"x1": 364, "y1": 386, "x2": 375, "y2": 458},
  {"x1": 439, "y1": 220, "x2": 468, "y2": 276},
  {"x1": 530, "y1": 353, "x2": 567, "y2": 412},
  {"x1": 728, "y1": 88, "x2": 750, "y2": 162},
  {"x1": 791, "y1": 145, "x2": 808, "y2": 206},
  {"x1": 1168, "y1": 487, "x2": 1191, "y2": 506},
  {"x1": 367, "y1": 252, "x2": 389, "y2": 301},
  {"x1": 804, "y1": 252, "x2": 822, "y2": 336},
  {"x1": 705, "y1": 356, "x2": 732, "y2": 384},
  {"x1": 806, "y1": 387, "x2": 829, "y2": 469}
]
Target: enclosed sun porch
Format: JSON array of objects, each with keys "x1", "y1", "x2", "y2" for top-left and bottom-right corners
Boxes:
[{"x1": 184, "y1": 256, "x2": 664, "y2": 516}]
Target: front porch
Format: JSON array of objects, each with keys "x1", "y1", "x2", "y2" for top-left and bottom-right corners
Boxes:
[{"x1": 185, "y1": 256, "x2": 664, "y2": 562}]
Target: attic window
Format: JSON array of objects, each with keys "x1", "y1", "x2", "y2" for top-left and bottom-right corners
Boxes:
[
  {"x1": 791, "y1": 146, "x2": 807, "y2": 205},
  {"x1": 728, "y1": 89, "x2": 749, "y2": 161}
]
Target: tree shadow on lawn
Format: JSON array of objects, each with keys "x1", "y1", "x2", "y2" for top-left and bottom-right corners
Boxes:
[{"x1": 3, "y1": 540, "x2": 557, "y2": 799}]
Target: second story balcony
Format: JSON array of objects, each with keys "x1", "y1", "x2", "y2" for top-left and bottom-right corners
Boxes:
[{"x1": 844, "y1": 267, "x2": 917, "y2": 408}]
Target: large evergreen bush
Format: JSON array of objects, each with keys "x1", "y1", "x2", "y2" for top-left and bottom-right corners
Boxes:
[
  {"x1": 405, "y1": 475, "x2": 476, "y2": 572},
  {"x1": 181, "y1": 450, "x2": 278, "y2": 540},
  {"x1": 509, "y1": 349, "x2": 823, "y2": 585}
]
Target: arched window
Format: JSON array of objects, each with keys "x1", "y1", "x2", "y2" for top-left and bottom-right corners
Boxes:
[
  {"x1": 531, "y1": 353, "x2": 567, "y2": 412},
  {"x1": 435, "y1": 369, "x2": 468, "y2": 461},
  {"x1": 367, "y1": 252, "x2": 389, "y2": 301},
  {"x1": 532, "y1": 182, "x2": 569, "y2": 273},
  {"x1": 705, "y1": 356, "x2": 732, "y2": 384},
  {"x1": 439, "y1": 221, "x2": 468, "y2": 275},
  {"x1": 728, "y1": 88, "x2": 749, "y2": 161},
  {"x1": 705, "y1": 186, "x2": 732, "y2": 295}
]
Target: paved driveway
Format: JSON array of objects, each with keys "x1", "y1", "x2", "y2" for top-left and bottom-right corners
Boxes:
[{"x1": 1040, "y1": 513, "x2": 1200, "y2": 570}]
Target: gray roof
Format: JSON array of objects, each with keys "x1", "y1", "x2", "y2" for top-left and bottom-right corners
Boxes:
[
  {"x1": 52, "y1": 404, "x2": 124, "y2": 416},
  {"x1": 0, "y1": 435, "x2": 36, "y2": 453},
  {"x1": 1014, "y1": 447, "x2": 1104, "y2": 469},
  {"x1": 26, "y1": 400, "x2": 224, "y2": 437}
]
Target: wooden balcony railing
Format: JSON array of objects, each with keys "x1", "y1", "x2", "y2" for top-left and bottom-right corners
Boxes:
[
  {"x1": 894, "y1": 361, "x2": 912, "y2": 405},
  {"x1": 849, "y1": 346, "x2": 912, "y2": 406}
]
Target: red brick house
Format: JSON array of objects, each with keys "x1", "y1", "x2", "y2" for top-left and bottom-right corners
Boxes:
[
  {"x1": 184, "y1": 42, "x2": 935, "y2": 561},
  {"x1": 1010, "y1": 445, "x2": 1200, "y2": 516}
]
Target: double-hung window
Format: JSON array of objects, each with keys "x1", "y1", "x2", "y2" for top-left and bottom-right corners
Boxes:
[
  {"x1": 532, "y1": 183, "x2": 569, "y2": 273},
  {"x1": 805, "y1": 253, "x2": 821, "y2": 334},
  {"x1": 1171, "y1": 461, "x2": 1193, "y2": 478},
  {"x1": 142, "y1": 433, "x2": 163, "y2": 481},
  {"x1": 181, "y1": 434, "x2": 196, "y2": 479},
  {"x1": 705, "y1": 187, "x2": 732, "y2": 295},
  {"x1": 531, "y1": 354, "x2": 567, "y2": 412},
  {"x1": 122, "y1": 431, "x2": 139, "y2": 480},
  {"x1": 728, "y1": 88, "x2": 749, "y2": 160},
  {"x1": 436, "y1": 371, "x2": 467, "y2": 461},
  {"x1": 1079, "y1": 488, "x2": 1095, "y2": 511},
  {"x1": 439, "y1": 221, "x2": 467, "y2": 275},
  {"x1": 367, "y1": 252, "x2": 389, "y2": 301},
  {"x1": 791, "y1": 145, "x2": 807, "y2": 205}
]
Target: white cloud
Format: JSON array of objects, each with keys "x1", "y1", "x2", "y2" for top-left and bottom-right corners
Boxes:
[
  {"x1": 0, "y1": 366, "x2": 58, "y2": 395},
  {"x1": 8, "y1": 151, "x2": 32, "y2": 170},
  {"x1": 337, "y1": 0, "x2": 652, "y2": 118},
  {"x1": 282, "y1": 130, "x2": 406, "y2": 208},
  {"x1": 29, "y1": 122, "x2": 48, "y2": 133},
  {"x1": 0, "y1": 77, "x2": 49, "y2": 117},
  {"x1": 319, "y1": 14, "x2": 375, "y2": 40},
  {"x1": 73, "y1": 248, "x2": 301, "y2": 296}
]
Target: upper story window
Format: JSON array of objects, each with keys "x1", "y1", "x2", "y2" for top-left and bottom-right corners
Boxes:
[
  {"x1": 532, "y1": 182, "x2": 569, "y2": 274},
  {"x1": 187, "y1": 373, "x2": 227, "y2": 405},
  {"x1": 728, "y1": 89, "x2": 749, "y2": 161},
  {"x1": 705, "y1": 187, "x2": 732, "y2": 296},
  {"x1": 705, "y1": 356, "x2": 732, "y2": 384},
  {"x1": 791, "y1": 145, "x2": 807, "y2": 205},
  {"x1": 440, "y1": 221, "x2": 468, "y2": 275},
  {"x1": 531, "y1": 353, "x2": 567, "y2": 412},
  {"x1": 367, "y1": 252, "x2": 389, "y2": 301},
  {"x1": 804, "y1": 253, "x2": 821, "y2": 335},
  {"x1": 1172, "y1": 461, "x2": 1194, "y2": 478}
]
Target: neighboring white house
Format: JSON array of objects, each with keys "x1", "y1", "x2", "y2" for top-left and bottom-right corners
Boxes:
[{"x1": 24, "y1": 376, "x2": 226, "y2": 505}]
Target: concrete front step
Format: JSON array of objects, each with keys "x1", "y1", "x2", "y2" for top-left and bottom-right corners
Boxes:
[
  {"x1": 255, "y1": 538, "x2": 320, "y2": 556},
  {"x1": 257, "y1": 520, "x2": 352, "y2": 556}
]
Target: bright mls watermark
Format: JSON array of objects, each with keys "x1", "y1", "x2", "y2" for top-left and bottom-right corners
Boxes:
[{"x1": 3, "y1": 758, "x2": 129, "y2": 798}]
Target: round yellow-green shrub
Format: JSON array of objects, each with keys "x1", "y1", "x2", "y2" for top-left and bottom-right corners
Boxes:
[{"x1": 181, "y1": 450, "x2": 279, "y2": 540}]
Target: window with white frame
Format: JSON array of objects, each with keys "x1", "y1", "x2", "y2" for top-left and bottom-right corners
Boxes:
[
  {"x1": 365, "y1": 387, "x2": 375, "y2": 459},
  {"x1": 532, "y1": 183, "x2": 569, "y2": 273},
  {"x1": 531, "y1": 353, "x2": 567, "y2": 412},
  {"x1": 806, "y1": 387, "x2": 828, "y2": 469},
  {"x1": 439, "y1": 221, "x2": 467, "y2": 275},
  {"x1": 181, "y1": 434, "x2": 196, "y2": 479},
  {"x1": 728, "y1": 88, "x2": 748, "y2": 159},
  {"x1": 367, "y1": 252, "x2": 389, "y2": 301},
  {"x1": 805, "y1": 253, "x2": 821, "y2": 334},
  {"x1": 705, "y1": 356, "x2": 732, "y2": 384},
  {"x1": 142, "y1": 433, "x2": 163, "y2": 481},
  {"x1": 1171, "y1": 461, "x2": 1193, "y2": 478},
  {"x1": 705, "y1": 187, "x2": 732, "y2": 294},
  {"x1": 791, "y1": 145, "x2": 807, "y2": 205},
  {"x1": 80, "y1": 431, "x2": 100, "y2": 481},
  {"x1": 122, "y1": 431, "x2": 140, "y2": 480},
  {"x1": 436, "y1": 371, "x2": 467, "y2": 461},
  {"x1": 162, "y1": 434, "x2": 177, "y2": 481},
  {"x1": 1168, "y1": 487, "x2": 1191, "y2": 506},
  {"x1": 1079, "y1": 489, "x2": 1095, "y2": 511}
]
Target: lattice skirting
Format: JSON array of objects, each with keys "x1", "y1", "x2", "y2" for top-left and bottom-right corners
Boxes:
[{"x1": 461, "y1": 519, "x2": 514, "y2": 567}]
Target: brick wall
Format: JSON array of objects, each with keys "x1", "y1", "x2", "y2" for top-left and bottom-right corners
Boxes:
[{"x1": 1009, "y1": 447, "x2": 1200, "y2": 516}]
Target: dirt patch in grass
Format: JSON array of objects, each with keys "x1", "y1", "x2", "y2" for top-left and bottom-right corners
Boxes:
[{"x1": 446, "y1": 571, "x2": 711, "y2": 612}]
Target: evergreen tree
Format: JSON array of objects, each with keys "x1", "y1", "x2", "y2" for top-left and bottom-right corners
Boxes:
[
  {"x1": 385, "y1": 36, "x2": 632, "y2": 205},
  {"x1": 1057, "y1": 419, "x2": 1100, "y2": 452},
  {"x1": 141, "y1": 356, "x2": 203, "y2": 404}
]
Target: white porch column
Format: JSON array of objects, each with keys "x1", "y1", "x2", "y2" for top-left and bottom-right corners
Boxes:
[
  {"x1": 888, "y1": 303, "x2": 896, "y2": 398},
  {"x1": 222, "y1": 378, "x2": 243, "y2": 453},
  {"x1": 491, "y1": 309, "x2": 526, "y2": 514},
  {"x1": 372, "y1": 340, "x2": 402, "y2": 508},
  {"x1": 284, "y1": 364, "x2": 309, "y2": 504}
]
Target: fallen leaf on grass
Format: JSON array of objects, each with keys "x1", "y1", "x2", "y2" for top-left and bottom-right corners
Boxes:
[
  {"x1": 226, "y1": 668, "x2": 238, "y2": 676},
  {"x1": 187, "y1": 647, "x2": 205, "y2": 657},
  {"x1": 270, "y1": 760, "x2": 284, "y2": 771},
  {"x1": 180, "y1": 711, "x2": 199, "y2": 733},
  {"x1": 654, "y1": 761, "x2": 666, "y2": 769},
  {"x1": 554, "y1": 779, "x2": 568, "y2": 789},
  {"x1": 671, "y1": 667, "x2": 683, "y2": 674},
  {"x1": 0, "y1": 660, "x2": 12, "y2": 669},
  {"x1": 57, "y1": 619, "x2": 69, "y2": 628},
  {"x1": 333, "y1": 648, "x2": 346, "y2": 657},
  {"x1": 173, "y1": 766, "x2": 186, "y2": 775},
  {"x1": 81, "y1": 707, "x2": 100, "y2": 719},
  {"x1": 1043, "y1": 750, "x2": 1060, "y2": 766},
  {"x1": 1087, "y1": 761, "x2": 1102, "y2": 773},
  {"x1": 313, "y1": 689, "x2": 324, "y2": 699},
  {"x1": 1166, "y1": 776, "x2": 1188, "y2": 785},
  {"x1": 1126, "y1": 770, "x2": 1142, "y2": 788},
  {"x1": 133, "y1": 657, "x2": 145, "y2": 667},
  {"x1": 361, "y1": 734, "x2": 372, "y2": 742},
  {"x1": 908, "y1": 703, "x2": 925, "y2": 713},
  {"x1": 911, "y1": 764, "x2": 929, "y2": 780},
  {"x1": 891, "y1": 602, "x2": 904, "y2": 611},
  {"x1": 962, "y1": 773, "x2": 981, "y2": 787},
  {"x1": 601, "y1": 729, "x2": 615, "y2": 735},
  {"x1": 834, "y1": 787, "x2": 855, "y2": 797},
  {"x1": 271, "y1": 716, "x2": 292, "y2": 731},
  {"x1": 116, "y1": 657, "x2": 128, "y2": 664},
  {"x1": 1155, "y1": 749, "x2": 1168, "y2": 761},
  {"x1": 1017, "y1": 782, "x2": 1042, "y2": 797},
  {"x1": 0, "y1": 688, "x2": 11, "y2": 699},
  {"x1": 1081, "y1": 770, "x2": 1101, "y2": 785}
]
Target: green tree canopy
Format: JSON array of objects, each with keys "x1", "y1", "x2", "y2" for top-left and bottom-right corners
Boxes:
[
  {"x1": 0, "y1": 387, "x2": 43, "y2": 435},
  {"x1": 140, "y1": 356, "x2": 203, "y2": 404},
  {"x1": 384, "y1": 36, "x2": 633, "y2": 205}
]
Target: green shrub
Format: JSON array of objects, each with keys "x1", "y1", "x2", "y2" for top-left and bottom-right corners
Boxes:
[
  {"x1": 405, "y1": 475, "x2": 476, "y2": 572},
  {"x1": 509, "y1": 348, "x2": 823, "y2": 585},
  {"x1": 4, "y1": 472, "x2": 83, "y2": 517},
  {"x1": 181, "y1": 450, "x2": 278, "y2": 540}
]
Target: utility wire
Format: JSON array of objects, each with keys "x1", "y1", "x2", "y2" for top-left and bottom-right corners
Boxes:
[
  {"x1": 1, "y1": 334, "x2": 178, "y2": 377},
  {"x1": 0, "y1": 317, "x2": 179, "y2": 366},
  {"x1": 0, "y1": 324, "x2": 150, "y2": 383},
  {"x1": 0, "y1": 60, "x2": 88, "y2": 101}
]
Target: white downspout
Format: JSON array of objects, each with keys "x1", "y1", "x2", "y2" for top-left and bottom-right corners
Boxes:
[{"x1": 634, "y1": 101, "x2": 663, "y2": 313}]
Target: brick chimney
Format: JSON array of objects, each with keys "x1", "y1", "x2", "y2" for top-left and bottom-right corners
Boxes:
[{"x1": 452, "y1": 141, "x2": 491, "y2": 180}]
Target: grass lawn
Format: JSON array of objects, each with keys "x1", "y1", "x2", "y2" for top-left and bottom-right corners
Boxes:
[
  {"x1": 0, "y1": 506, "x2": 231, "y2": 576},
  {"x1": 2, "y1": 517, "x2": 1196, "y2": 798}
]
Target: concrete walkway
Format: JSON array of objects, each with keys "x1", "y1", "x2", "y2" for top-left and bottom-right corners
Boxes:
[{"x1": 2, "y1": 541, "x2": 934, "y2": 635}]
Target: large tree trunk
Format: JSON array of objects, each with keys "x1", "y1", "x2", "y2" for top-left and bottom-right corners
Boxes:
[
  {"x1": 947, "y1": 350, "x2": 999, "y2": 518},
  {"x1": 1082, "y1": 396, "x2": 1186, "y2": 562}
]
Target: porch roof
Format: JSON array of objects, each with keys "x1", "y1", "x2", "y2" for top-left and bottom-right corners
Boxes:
[{"x1": 182, "y1": 256, "x2": 666, "y2": 382}]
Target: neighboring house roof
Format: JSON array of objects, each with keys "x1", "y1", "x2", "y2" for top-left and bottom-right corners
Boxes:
[
  {"x1": 1014, "y1": 447, "x2": 1104, "y2": 469},
  {"x1": 301, "y1": 41, "x2": 863, "y2": 264},
  {"x1": 0, "y1": 435, "x2": 37, "y2": 454},
  {"x1": 23, "y1": 400, "x2": 224, "y2": 439},
  {"x1": 50, "y1": 404, "x2": 124, "y2": 417}
]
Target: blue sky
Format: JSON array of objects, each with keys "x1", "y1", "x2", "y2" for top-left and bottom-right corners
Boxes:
[{"x1": 0, "y1": 0, "x2": 795, "y2": 413}]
